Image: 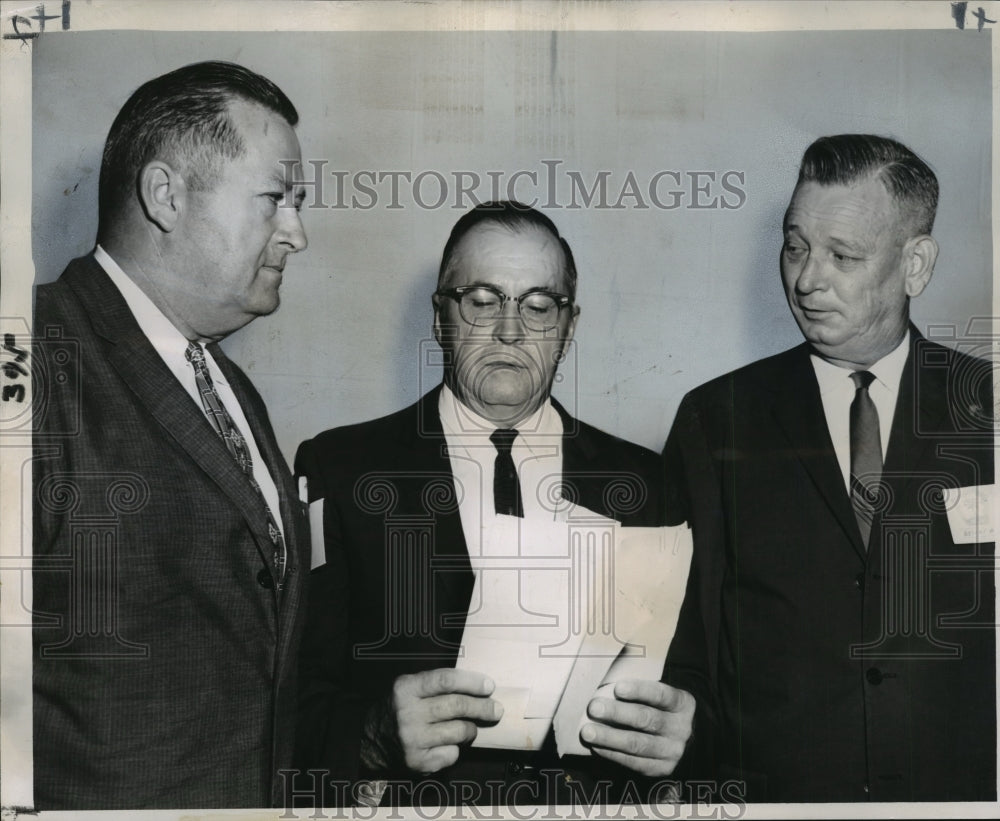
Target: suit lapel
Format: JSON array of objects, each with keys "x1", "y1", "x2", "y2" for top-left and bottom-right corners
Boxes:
[
  {"x1": 883, "y1": 329, "x2": 949, "y2": 490},
  {"x1": 62, "y1": 257, "x2": 279, "y2": 568},
  {"x1": 769, "y1": 345, "x2": 867, "y2": 559},
  {"x1": 399, "y1": 388, "x2": 474, "y2": 620},
  {"x1": 212, "y1": 343, "x2": 307, "y2": 676},
  {"x1": 212, "y1": 342, "x2": 306, "y2": 588},
  {"x1": 553, "y1": 400, "x2": 609, "y2": 515}
]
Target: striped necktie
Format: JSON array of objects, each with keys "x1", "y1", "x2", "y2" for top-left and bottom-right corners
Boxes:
[
  {"x1": 849, "y1": 370, "x2": 883, "y2": 549},
  {"x1": 186, "y1": 342, "x2": 286, "y2": 589}
]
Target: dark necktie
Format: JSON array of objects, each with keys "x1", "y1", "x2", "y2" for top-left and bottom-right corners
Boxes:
[
  {"x1": 849, "y1": 370, "x2": 882, "y2": 549},
  {"x1": 490, "y1": 428, "x2": 524, "y2": 518},
  {"x1": 186, "y1": 342, "x2": 287, "y2": 589}
]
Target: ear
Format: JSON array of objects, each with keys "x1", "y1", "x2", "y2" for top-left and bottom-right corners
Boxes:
[
  {"x1": 901, "y1": 235, "x2": 938, "y2": 298},
  {"x1": 556, "y1": 303, "x2": 581, "y2": 360},
  {"x1": 565, "y1": 303, "x2": 580, "y2": 343},
  {"x1": 431, "y1": 292, "x2": 443, "y2": 345},
  {"x1": 138, "y1": 161, "x2": 186, "y2": 233}
]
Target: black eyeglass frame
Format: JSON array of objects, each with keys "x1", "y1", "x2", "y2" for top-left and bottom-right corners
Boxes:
[{"x1": 435, "y1": 284, "x2": 573, "y2": 331}]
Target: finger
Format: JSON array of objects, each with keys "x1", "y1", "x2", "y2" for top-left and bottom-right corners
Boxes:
[
  {"x1": 587, "y1": 742, "x2": 679, "y2": 778},
  {"x1": 588, "y1": 696, "x2": 673, "y2": 735},
  {"x1": 581, "y1": 722, "x2": 685, "y2": 767},
  {"x1": 613, "y1": 680, "x2": 693, "y2": 713},
  {"x1": 395, "y1": 668, "x2": 495, "y2": 701},
  {"x1": 423, "y1": 693, "x2": 504, "y2": 724},
  {"x1": 399, "y1": 717, "x2": 480, "y2": 753},
  {"x1": 405, "y1": 743, "x2": 461, "y2": 775}
]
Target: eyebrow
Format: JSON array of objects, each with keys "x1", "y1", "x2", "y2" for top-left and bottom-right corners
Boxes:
[
  {"x1": 266, "y1": 169, "x2": 298, "y2": 189},
  {"x1": 456, "y1": 282, "x2": 566, "y2": 297},
  {"x1": 783, "y1": 220, "x2": 868, "y2": 250},
  {"x1": 827, "y1": 235, "x2": 868, "y2": 253},
  {"x1": 458, "y1": 281, "x2": 505, "y2": 291},
  {"x1": 823, "y1": 231, "x2": 852, "y2": 244}
]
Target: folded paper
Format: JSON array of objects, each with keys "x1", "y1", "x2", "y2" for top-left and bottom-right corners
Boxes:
[
  {"x1": 308, "y1": 497, "x2": 325, "y2": 570},
  {"x1": 456, "y1": 503, "x2": 692, "y2": 756},
  {"x1": 943, "y1": 484, "x2": 995, "y2": 544}
]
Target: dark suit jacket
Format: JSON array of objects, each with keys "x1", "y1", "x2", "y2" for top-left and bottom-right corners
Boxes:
[
  {"x1": 32, "y1": 254, "x2": 309, "y2": 809},
  {"x1": 294, "y1": 387, "x2": 669, "y2": 805},
  {"x1": 662, "y1": 329, "x2": 996, "y2": 802}
]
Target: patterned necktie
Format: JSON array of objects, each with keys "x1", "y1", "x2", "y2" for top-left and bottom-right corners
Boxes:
[
  {"x1": 186, "y1": 342, "x2": 286, "y2": 589},
  {"x1": 490, "y1": 428, "x2": 524, "y2": 518},
  {"x1": 849, "y1": 370, "x2": 882, "y2": 549}
]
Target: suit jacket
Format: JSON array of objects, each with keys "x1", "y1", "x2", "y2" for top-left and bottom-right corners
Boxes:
[
  {"x1": 661, "y1": 329, "x2": 996, "y2": 802},
  {"x1": 32, "y1": 254, "x2": 309, "y2": 809},
  {"x1": 294, "y1": 387, "x2": 668, "y2": 805}
]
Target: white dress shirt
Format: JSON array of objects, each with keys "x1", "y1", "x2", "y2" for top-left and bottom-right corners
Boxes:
[
  {"x1": 438, "y1": 384, "x2": 578, "y2": 715},
  {"x1": 94, "y1": 245, "x2": 285, "y2": 537},
  {"x1": 438, "y1": 383, "x2": 566, "y2": 549},
  {"x1": 810, "y1": 331, "x2": 910, "y2": 493}
]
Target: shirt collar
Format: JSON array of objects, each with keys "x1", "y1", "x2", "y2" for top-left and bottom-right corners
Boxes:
[
  {"x1": 438, "y1": 383, "x2": 561, "y2": 456},
  {"x1": 94, "y1": 245, "x2": 229, "y2": 385},
  {"x1": 810, "y1": 330, "x2": 910, "y2": 396}
]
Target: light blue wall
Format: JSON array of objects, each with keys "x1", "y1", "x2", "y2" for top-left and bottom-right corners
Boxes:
[{"x1": 31, "y1": 29, "x2": 993, "y2": 462}]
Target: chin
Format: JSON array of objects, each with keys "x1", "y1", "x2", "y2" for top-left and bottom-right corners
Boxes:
[
  {"x1": 477, "y1": 371, "x2": 534, "y2": 400},
  {"x1": 475, "y1": 391, "x2": 540, "y2": 425},
  {"x1": 478, "y1": 390, "x2": 534, "y2": 410},
  {"x1": 798, "y1": 320, "x2": 844, "y2": 349},
  {"x1": 249, "y1": 292, "x2": 281, "y2": 317}
]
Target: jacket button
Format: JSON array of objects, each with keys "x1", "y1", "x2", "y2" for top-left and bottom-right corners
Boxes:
[
  {"x1": 855, "y1": 573, "x2": 865, "y2": 591},
  {"x1": 866, "y1": 667, "x2": 883, "y2": 685},
  {"x1": 257, "y1": 568, "x2": 274, "y2": 589}
]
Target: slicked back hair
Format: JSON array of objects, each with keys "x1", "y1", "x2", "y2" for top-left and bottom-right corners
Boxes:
[
  {"x1": 438, "y1": 201, "x2": 578, "y2": 301},
  {"x1": 796, "y1": 134, "x2": 939, "y2": 236},
  {"x1": 98, "y1": 60, "x2": 298, "y2": 230}
]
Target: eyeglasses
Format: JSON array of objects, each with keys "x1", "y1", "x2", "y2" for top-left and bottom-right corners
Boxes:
[{"x1": 436, "y1": 285, "x2": 572, "y2": 332}]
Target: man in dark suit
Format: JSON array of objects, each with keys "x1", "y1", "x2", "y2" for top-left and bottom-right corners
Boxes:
[
  {"x1": 295, "y1": 202, "x2": 695, "y2": 807},
  {"x1": 662, "y1": 134, "x2": 995, "y2": 802},
  {"x1": 32, "y1": 61, "x2": 309, "y2": 809}
]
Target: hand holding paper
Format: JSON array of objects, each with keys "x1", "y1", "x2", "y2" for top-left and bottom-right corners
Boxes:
[
  {"x1": 361, "y1": 668, "x2": 503, "y2": 774},
  {"x1": 582, "y1": 679, "x2": 694, "y2": 777},
  {"x1": 457, "y1": 506, "x2": 695, "y2": 770}
]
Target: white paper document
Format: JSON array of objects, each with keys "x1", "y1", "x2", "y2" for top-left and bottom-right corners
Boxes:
[
  {"x1": 308, "y1": 497, "x2": 326, "y2": 570},
  {"x1": 455, "y1": 504, "x2": 692, "y2": 756},
  {"x1": 942, "y1": 484, "x2": 996, "y2": 544}
]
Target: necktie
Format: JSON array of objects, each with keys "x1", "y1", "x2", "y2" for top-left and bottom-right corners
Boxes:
[
  {"x1": 849, "y1": 370, "x2": 882, "y2": 549},
  {"x1": 490, "y1": 428, "x2": 524, "y2": 518},
  {"x1": 186, "y1": 342, "x2": 287, "y2": 589}
]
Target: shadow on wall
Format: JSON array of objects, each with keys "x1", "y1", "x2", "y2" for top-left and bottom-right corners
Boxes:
[{"x1": 402, "y1": 263, "x2": 443, "y2": 406}]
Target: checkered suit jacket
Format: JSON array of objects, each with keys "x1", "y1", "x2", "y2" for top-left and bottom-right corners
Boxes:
[{"x1": 32, "y1": 254, "x2": 309, "y2": 809}]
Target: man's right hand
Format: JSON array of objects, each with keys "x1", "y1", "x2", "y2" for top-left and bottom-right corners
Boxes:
[{"x1": 361, "y1": 668, "x2": 503, "y2": 774}]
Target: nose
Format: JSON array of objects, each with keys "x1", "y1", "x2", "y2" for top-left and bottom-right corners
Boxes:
[
  {"x1": 492, "y1": 298, "x2": 525, "y2": 344},
  {"x1": 277, "y1": 206, "x2": 308, "y2": 253},
  {"x1": 793, "y1": 252, "x2": 824, "y2": 294}
]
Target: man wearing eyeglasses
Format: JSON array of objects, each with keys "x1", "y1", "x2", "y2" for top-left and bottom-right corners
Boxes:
[{"x1": 294, "y1": 202, "x2": 696, "y2": 807}]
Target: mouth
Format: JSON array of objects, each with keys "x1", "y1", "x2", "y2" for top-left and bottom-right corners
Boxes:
[
  {"x1": 462, "y1": 356, "x2": 534, "y2": 380},
  {"x1": 798, "y1": 305, "x2": 832, "y2": 321},
  {"x1": 480, "y1": 358, "x2": 525, "y2": 371}
]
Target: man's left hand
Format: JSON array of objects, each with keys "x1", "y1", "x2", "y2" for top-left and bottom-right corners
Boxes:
[{"x1": 581, "y1": 679, "x2": 694, "y2": 777}]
